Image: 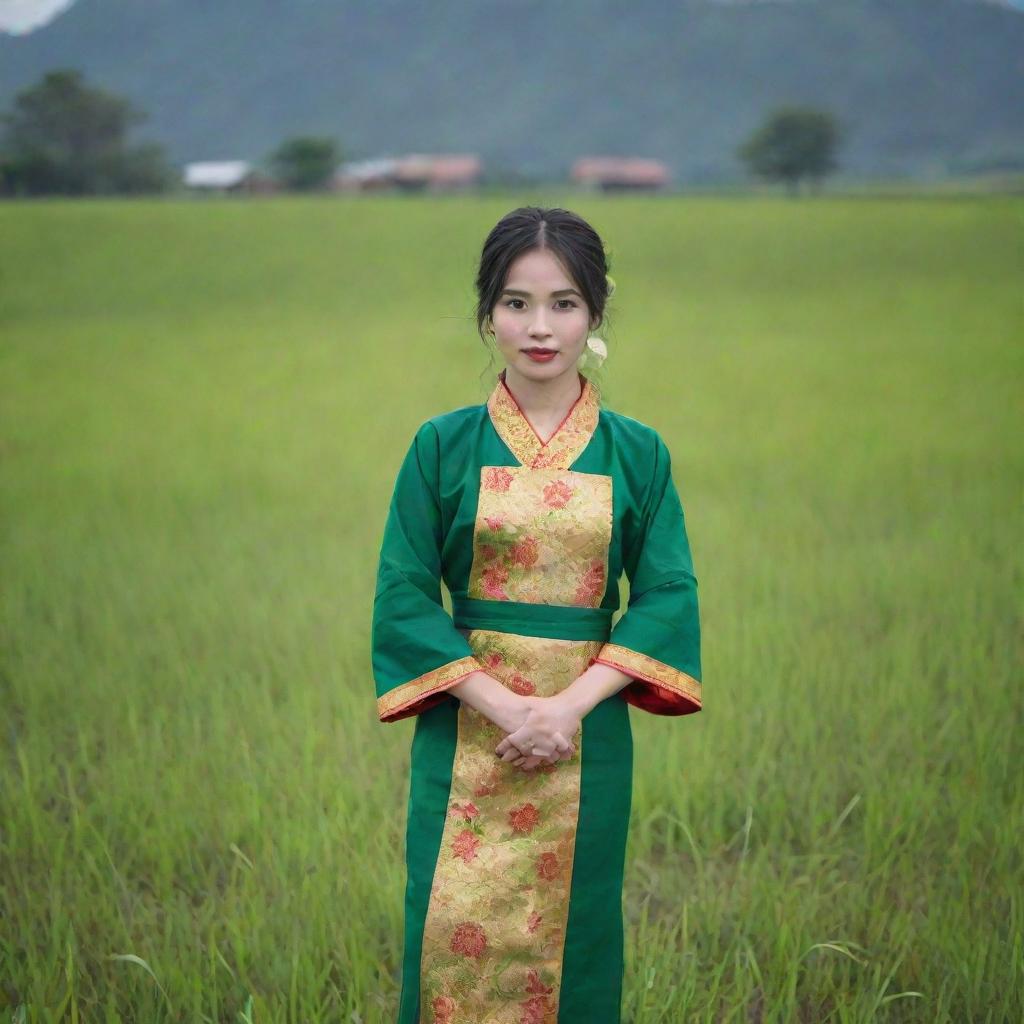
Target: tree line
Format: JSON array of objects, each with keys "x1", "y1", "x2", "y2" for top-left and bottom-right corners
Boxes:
[{"x1": 0, "y1": 68, "x2": 842, "y2": 197}]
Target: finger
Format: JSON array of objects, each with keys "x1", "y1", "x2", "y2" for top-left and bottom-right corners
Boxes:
[
  {"x1": 502, "y1": 728, "x2": 532, "y2": 751},
  {"x1": 501, "y1": 734, "x2": 531, "y2": 753}
]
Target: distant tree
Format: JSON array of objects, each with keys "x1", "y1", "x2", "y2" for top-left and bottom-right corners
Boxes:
[
  {"x1": 738, "y1": 106, "x2": 841, "y2": 195},
  {"x1": 0, "y1": 68, "x2": 173, "y2": 196},
  {"x1": 268, "y1": 136, "x2": 340, "y2": 191}
]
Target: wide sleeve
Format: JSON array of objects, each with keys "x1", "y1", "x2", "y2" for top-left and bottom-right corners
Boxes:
[
  {"x1": 594, "y1": 432, "x2": 702, "y2": 716},
  {"x1": 371, "y1": 421, "x2": 485, "y2": 723}
]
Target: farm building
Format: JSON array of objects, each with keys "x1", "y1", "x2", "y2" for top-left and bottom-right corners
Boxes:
[
  {"x1": 334, "y1": 154, "x2": 483, "y2": 192},
  {"x1": 183, "y1": 161, "x2": 278, "y2": 194},
  {"x1": 570, "y1": 157, "x2": 671, "y2": 192},
  {"x1": 333, "y1": 157, "x2": 401, "y2": 192}
]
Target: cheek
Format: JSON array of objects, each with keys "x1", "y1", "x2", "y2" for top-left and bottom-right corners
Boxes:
[
  {"x1": 491, "y1": 308, "x2": 517, "y2": 334},
  {"x1": 566, "y1": 308, "x2": 592, "y2": 335}
]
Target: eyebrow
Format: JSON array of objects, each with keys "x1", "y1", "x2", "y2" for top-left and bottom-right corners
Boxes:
[{"x1": 501, "y1": 287, "x2": 582, "y2": 298}]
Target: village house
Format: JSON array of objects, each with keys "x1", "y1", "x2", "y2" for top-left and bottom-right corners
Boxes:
[
  {"x1": 333, "y1": 154, "x2": 483, "y2": 193},
  {"x1": 183, "y1": 161, "x2": 279, "y2": 194},
  {"x1": 332, "y1": 157, "x2": 401, "y2": 192},
  {"x1": 570, "y1": 156, "x2": 671, "y2": 192}
]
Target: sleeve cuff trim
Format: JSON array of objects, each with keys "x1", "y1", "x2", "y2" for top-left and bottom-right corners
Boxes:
[
  {"x1": 595, "y1": 643, "x2": 702, "y2": 706},
  {"x1": 377, "y1": 655, "x2": 482, "y2": 722}
]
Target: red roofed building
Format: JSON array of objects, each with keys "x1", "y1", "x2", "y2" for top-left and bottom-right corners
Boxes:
[
  {"x1": 571, "y1": 157, "x2": 671, "y2": 192},
  {"x1": 393, "y1": 154, "x2": 482, "y2": 191},
  {"x1": 335, "y1": 153, "x2": 482, "y2": 192}
]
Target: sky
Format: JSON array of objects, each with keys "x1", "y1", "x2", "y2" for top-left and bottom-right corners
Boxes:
[
  {"x1": 0, "y1": 0, "x2": 74, "y2": 34},
  {"x1": 1, "y1": 0, "x2": 1023, "y2": 34}
]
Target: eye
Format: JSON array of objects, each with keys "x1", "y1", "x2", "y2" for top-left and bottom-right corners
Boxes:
[
  {"x1": 504, "y1": 298, "x2": 526, "y2": 309},
  {"x1": 556, "y1": 299, "x2": 577, "y2": 309}
]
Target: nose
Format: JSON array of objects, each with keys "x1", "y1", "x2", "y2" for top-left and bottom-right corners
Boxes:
[{"x1": 528, "y1": 312, "x2": 552, "y2": 338}]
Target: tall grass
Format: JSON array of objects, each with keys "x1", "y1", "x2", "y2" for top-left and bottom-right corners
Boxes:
[{"x1": 1, "y1": 194, "x2": 1021, "y2": 1022}]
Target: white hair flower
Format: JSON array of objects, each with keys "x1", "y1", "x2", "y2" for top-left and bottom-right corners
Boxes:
[{"x1": 585, "y1": 336, "x2": 607, "y2": 365}]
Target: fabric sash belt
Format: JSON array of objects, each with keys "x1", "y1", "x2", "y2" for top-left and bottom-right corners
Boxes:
[{"x1": 451, "y1": 595, "x2": 613, "y2": 642}]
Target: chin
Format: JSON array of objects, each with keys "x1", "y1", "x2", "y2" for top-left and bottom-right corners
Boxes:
[{"x1": 515, "y1": 358, "x2": 565, "y2": 377}]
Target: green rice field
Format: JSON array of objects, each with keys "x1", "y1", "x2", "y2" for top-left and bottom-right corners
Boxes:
[{"x1": 1, "y1": 193, "x2": 1021, "y2": 1022}]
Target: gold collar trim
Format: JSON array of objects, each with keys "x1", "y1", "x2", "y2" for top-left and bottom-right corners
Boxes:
[{"x1": 487, "y1": 369, "x2": 600, "y2": 470}]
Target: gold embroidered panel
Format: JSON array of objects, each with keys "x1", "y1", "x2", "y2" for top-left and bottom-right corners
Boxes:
[
  {"x1": 468, "y1": 467, "x2": 613, "y2": 608},
  {"x1": 419, "y1": 630, "x2": 604, "y2": 1024}
]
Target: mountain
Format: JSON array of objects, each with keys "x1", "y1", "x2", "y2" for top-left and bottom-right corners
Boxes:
[{"x1": 1, "y1": 0, "x2": 1021, "y2": 182}]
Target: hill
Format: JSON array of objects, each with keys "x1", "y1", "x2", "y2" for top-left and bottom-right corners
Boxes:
[{"x1": 1, "y1": 0, "x2": 1022, "y2": 182}]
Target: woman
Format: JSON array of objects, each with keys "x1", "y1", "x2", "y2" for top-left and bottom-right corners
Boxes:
[{"x1": 371, "y1": 206, "x2": 702, "y2": 1024}]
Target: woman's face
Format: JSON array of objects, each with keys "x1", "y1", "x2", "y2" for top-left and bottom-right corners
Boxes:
[{"x1": 488, "y1": 247, "x2": 597, "y2": 384}]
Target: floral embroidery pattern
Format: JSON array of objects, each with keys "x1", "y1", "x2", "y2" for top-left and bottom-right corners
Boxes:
[
  {"x1": 506, "y1": 671, "x2": 536, "y2": 696},
  {"x1": 521, "y1": 969, "x2": 557, "y2": 1023},
  {"x1": 450, "y1": 801, "x2": 479, "y2": 820},
  {"x1": 450, "y1": 922, "x2": 488, "y2": 959},
  {"x1": 418, "y1": 631, "x2": 604, "y2": 1024},
  {"x1": 483, "y1": 466, "x2": 515, "y2": 492},
  {"x1": 542, "y1": 479, "x2": 574, "y2": 508},
  {"x1": 468, "y1": 467, "x2": 613, "y2": 607},
  {"x1": 432, "y1": 995, "x2": 457, "y2": 1024},
  {"x1": 479, "y1": 563, "x2": 510, "y2": 600},
  {"x1": 452, "y1": 829, "x2": 481, "y2": 864},
  {"x1": 536, "y1": 852, "x2": 559, "y2": 881},
  {"x1": 574, "y1": 559, "x2": 607, "y2": 605},
  {"x1": 509, "y1": 802, "x2": 540, "y2": 834},
  {"x1": 509, "y1": 535, "x2": 540, "y2": 569}
]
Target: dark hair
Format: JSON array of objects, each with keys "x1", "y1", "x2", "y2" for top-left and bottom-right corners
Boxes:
[{"x1": 474, "y1": 206, "x2": 612, "y2": 360}]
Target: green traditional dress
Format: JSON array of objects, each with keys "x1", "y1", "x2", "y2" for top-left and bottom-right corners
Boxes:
[{"x1": 372, "y1": 369, "x2": 702, "y2": 1024}]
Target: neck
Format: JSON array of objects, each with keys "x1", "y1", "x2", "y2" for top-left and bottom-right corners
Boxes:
[{"x1": 501, "y1": 365, "x2": 584, "y2": 424}]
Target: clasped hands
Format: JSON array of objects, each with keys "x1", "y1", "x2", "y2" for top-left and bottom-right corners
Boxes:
[{"x1": 491, "y1": 692, "x2": 582, "y2": 772}]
